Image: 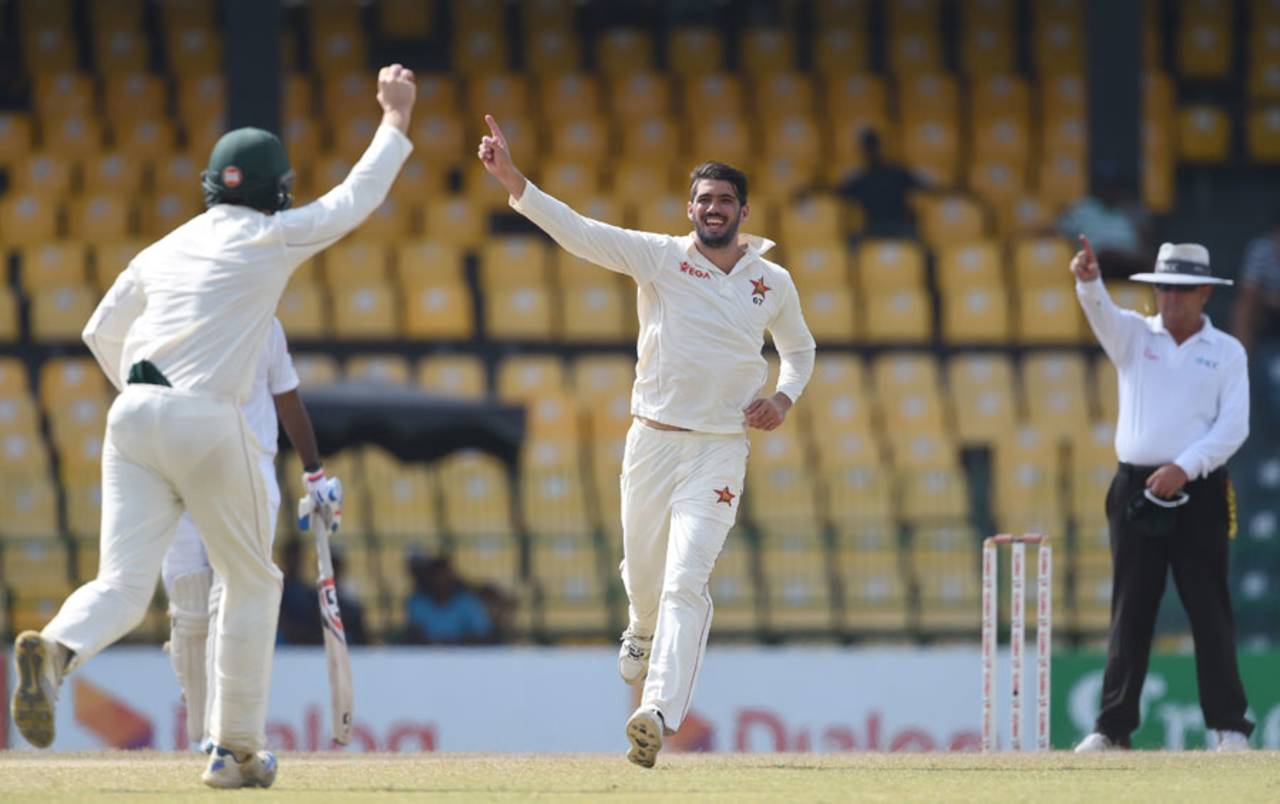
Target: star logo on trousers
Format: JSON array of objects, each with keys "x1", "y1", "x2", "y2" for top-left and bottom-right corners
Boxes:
[{"x1": 714, "y1": 486, "x2": 736, "y2": 505}]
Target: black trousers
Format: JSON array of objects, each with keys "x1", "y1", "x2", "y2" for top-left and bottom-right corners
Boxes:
[{"x1": 1094, "y1": 463, "x2": 1253, "y2": 743}]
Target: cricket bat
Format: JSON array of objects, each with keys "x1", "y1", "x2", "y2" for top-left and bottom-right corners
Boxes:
[{"x1": 301, "y1": 497, "x2": 354, "y2": 746}]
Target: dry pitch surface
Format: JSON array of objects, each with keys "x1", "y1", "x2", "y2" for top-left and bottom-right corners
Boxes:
[{"x1": 1, "y1": 751, "x2": 1277, "y2": 802}]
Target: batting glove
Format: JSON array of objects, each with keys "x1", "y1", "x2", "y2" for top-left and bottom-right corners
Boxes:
[{"x1": 299, "y1": 468, "x2": 343, "y2": 534}]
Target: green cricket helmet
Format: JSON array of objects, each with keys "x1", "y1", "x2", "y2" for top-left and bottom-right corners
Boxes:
[{"x1": 201, "y1": 127, "x2": 295, "y2": 212}]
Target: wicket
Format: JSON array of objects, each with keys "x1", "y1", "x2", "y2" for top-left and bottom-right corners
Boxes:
[{"x1": 981, "y1": 533, "x2": 1053, "y2": 752}]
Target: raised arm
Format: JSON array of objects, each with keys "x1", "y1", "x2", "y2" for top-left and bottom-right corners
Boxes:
[
  {"x1": 478, "y1": 114, "x2": 667, "y2": 282},
  {"x1": 82, "y1": 265, "x2": 145, "y2": 391},
  {"x1": 280, "y1": 65, "x2": 416, "y2": 264},
  {"x1": 1073, "y1": 234, "x2": 1147, "y2": 366}
]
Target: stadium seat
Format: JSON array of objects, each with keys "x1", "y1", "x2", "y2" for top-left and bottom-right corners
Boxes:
[
  {"x1": 916, "y1": 195, "x2": 989, "y2": 247},
  {"x1": 1022, "y1": 353, "x2": 1090, "y2": 439},
  {"x1": 812, "y1": 26, "x2": 869, "y2": 76},
  {"x1": 740, "y1": 27, "x2": 795, "y2": 75},
  {"x1": 9, "y1": 152, "x2": 73, "y2": 197},
  {"x1": 607, "y1": 72, "x2": 671, "y2": 124},
  {"x1": 104, "y1": 73, "x2": 167, "y2": 122},
  {"x1": 0, "y1": 477, "x2": 58, "y2": 539},
  {"x1": 0, "y1": 112, "x2": 33, "y2": 162},
  {"x1": 707, "y1": 530, "x2": 760, "y2": 634},
  {"x1": 81, "y1": 152, "x2": 145, "y2": 196},
  {"x1": 1178, "y1": 105, "x2": 1232, "y2": 162},
  {"x1": 588, "y1": 436, "x2": 625, "y2": 539},
  {"x1": 936, "y1": 242, "x2": 1004, "y2": 290},
  {"x1": 530, "y1": 532, "x2": 608, "y2": 635},
  {"x1": 416, "y1": 355, "x2": 487, "y2": 398},
  {"x1": 1032, "y1": 16, "x2": 1084, "y2": 76},
  {"x1": 539, "y1": 73, "x2": 600, "y2": 123},
  {"x1": 1246, "y1": 106, "x2": 1280, "y2": 162},
  {"x1": 971, "y1": 74, "x2": 1030, "y2": 128},
  {"x1": 521, "y1": 440, "x2": 592, "y2": 538},
  {"x1": 960, "y1": 17, "x2": 1015, "y2": 75},
  {"x1": 635, "y1": 195, "x2": 693, "y2": 237},
  {"x1": 824, "y1": 462, "x2": 895, "y2": 532},
  {"x1": 888, "y1": 28, "x2": 943, "y2": 76},
  {"x1": 39, "y1": 357, "x2": 108, "y2": 408},
  {"x1": 422, "y1": 197, "x2": 486, "y2": 249},
  {"x1": 2, "y1": 194, "x2": 63, "y2": 247},
  {"x1": 1012, "y1": 237, "x2": 1073, "y2": 288},
  {"x1": 862, "y1": 289, "x2": 931, "y2": 343},
  {"x1": 114, "y1": 119, "x2": 177, "y2": 159},
  {"x1": 799, "y1": 286, "x2": 858, "y2": 342},
  {"x1": 326, "y1": 241, "x2": 390, "y2": 283},
  {"x1": 752, "y1": 72, "x2": 815, "y2": 118},
  {"x1": 33, "y1": 72, "x2": 94, "y2": 119},
  {"x1": 18, "y1": 243, "x2": 89, "y2": 292},
  {"x1": 972, "y1": 114, "x2": 1031, "y2": 169},
  {"x1": 682, "y1": 73, "x2": 744, "y2": 119},
  {"x1": 760, "y1": 531, "x2": 835, "y2": 633},
  {"x1": 438, "y1": 450, "x2": 515, "y2": 539},
  {"x1": 901, "y1": 116, "x2": 960, "y2": 185},
  {"x1": 890, "y1": 431, "x2": 960, "y2": 471},
  {"x1": 332, "y1": 279, "x2": 399, "y2": 339},
  {"x1": 835, "y1": 543, "x2": 909, "y2": 633},
  {"x1": 139, "y1": 192, "x2": 203, "y2": 239},
  {"x1": 276, "y1": 277, "x2": 329, "y2": 339},
  {"x1": 525, "y1": 28, "x2": 581, "y2": 77},
  {"x1": 29, "y1": 284, "x2": 98, "y2": 342},
  {"x1": 94, "y1": 27, "x2": 150, "y2": 74},
  {"x1": 595, "y1": 28, "x2": 655, "y2": 78},
  {"x1": 948, "y1": 353, "x2": 1017, "y2": 443},
  {"x1": 823, "y1": 72, "x2": 889, "y2": 123},
  {"x1": 290, "y1": 354, "x2": 340, "y2": 386},
  {"x1": 403, "y1": 277, "x2": 473, "y2": 340},
  {"x1": 914, "y1": 548, "x2": 981, "y2": 631},
  {"x1": 364, "y1": 448, "x2": 442, "y2": 544},
  {"x1": 786, "y1": 245, "x2": 852, "y2": 290},
  {"x1": 68, "y1": 195, "x2": 133, "y2": 242},
  {"x1": 0, "y1": 394, "x2": 39, "y2": 438},
  {"x1": 780, "y1": 197, "x2": 843, "y2": 245},
  {"x1": 345, "y1": 355, "x2": 410, "y2": 386},
  {"x1": 690, "y1": 115, "x2": 752, "y2": 167},
  {"x1": 854, "y1": 239, "x2": 926, "y2": 292},
  {"x1": 968, "y1": 158, "x2": 1027, "y2": 210},
  {"x1": 1178, "y1": 15, "x2": 1233, "y2": 79},
  {"x1": 666, "y1": 27, "x2": 725, "y2": 77},
  {"x1": 560, "y1": 278, "x2": 630, "y2": 342},
  {"x1": 497, "y1": 355, "x2": 566, "y2": 402},
  {"x1": 165, "y1": 27, "x2": 221, "y2": 78},
  {"x1": 1037, "y1": 153, "x2": 1087, "y2": 207},
  {"x1": 539, "y1": 160, "x2": 603, "y2": 206},
  {"x1": 1016, "y1": 286, "x2": 1083, "y2": 343},
  {"x1": 524, "y1": 393, "x2": 581, "y2": 442},
  {"x1": 1094, "y1": 356, "x2": 1119, "y2": 423},
  {"x1": 762, "y1": 115, "x2": 821, "y2": 168},
  {"x1": 1074, "y1": 551, "x2": 1113, "y2": 633},
  {"x1": 901, "y1": 467, "x2": 970, "y2": 523},
  {"x1": 0, "y1": 290, "x2": 16, "y2": 341},
  {"x1": 484, "y1": 277, "x2": 556, "y2": 341}
]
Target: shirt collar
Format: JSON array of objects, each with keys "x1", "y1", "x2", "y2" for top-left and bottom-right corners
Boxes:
[
  {"x1": 1149, "y1": 313, "x2": 1218, "y2": 345},
  {"x1": 680, "y1": 233, "x2": 776, "y2": 276}
]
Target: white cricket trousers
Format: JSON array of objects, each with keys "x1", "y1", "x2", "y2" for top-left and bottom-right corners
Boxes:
[
  {"x1": 619, "y1": 420, "x2": 748, "y2": 731},
  {"x1": 42, "y1": 385, "x2": 283, "y2": 753}
]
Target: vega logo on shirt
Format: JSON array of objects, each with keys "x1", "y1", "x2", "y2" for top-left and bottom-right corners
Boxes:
[
  {"x1": 679, "y1": 261, "x2": 710, "y2": 280},
  {"x1": 1194, "y1": 356, "x2": 1219, "y2": 370}
]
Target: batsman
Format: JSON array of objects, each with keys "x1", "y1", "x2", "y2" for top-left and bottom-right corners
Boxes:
[{"x1": 9, "y1": 65, "x2": 416, "y2": 788}]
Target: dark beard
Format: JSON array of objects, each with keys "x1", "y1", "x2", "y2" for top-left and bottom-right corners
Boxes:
[{"x1": 694, "y1": 216, "x2": 740, "y2": 248}]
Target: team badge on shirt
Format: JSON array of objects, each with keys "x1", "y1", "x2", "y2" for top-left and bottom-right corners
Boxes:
[
  {"x1": 714, "y1": 486, "x2": 736, "y2": 505},
  {"x1": 750, "y1": 277, "x2": 771, "y2": 305}
]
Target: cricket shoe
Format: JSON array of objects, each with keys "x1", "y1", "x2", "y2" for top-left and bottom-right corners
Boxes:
[
  {"x1": 11, "y1": 631, "x2": 65, "y2": 748},
  {"x1": 618, "y1": 628, "x2": 652, "y2": 686},
  {"x1": 1214, "y1": 730, "x2": 1250, "y2": 752},
  {"x1": 201, "y1": 746, "x2": 278, "y2": 789},
  {"x1": 625, "y1": 706, "x2": 665, "y2": 769},
  {"x1": 1073, "y1": 732, "x2": 1120, "y2": 753}
]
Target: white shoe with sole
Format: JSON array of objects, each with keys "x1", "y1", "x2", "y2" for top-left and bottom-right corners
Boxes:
[
  {"x1": 1214, "y1": 730, "x2": 1250, "y2": 752},
  {"x1": 10, "y1": 631, "x2": 65, "y2": 749},
  {"x1": 618, "y1": 629, "x2": 652, "y2": 686},
  {"x1": 201, "y1": 746, "x2": 278, "y2": 789},
  {"x1": 626, "y1": 706, "x2": 665, "y2": 769},
  {"x1": 1074, "y1": 732, "x2": 1119, "y2": 753}
]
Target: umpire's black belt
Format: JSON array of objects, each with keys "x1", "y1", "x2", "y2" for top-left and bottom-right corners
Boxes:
[
  {"x1": 1116, "y1": 462, "x2": 1226, "y2": 485},
  {"x1": 126, "y1": 360, "x2": 171, "y2": 387}
]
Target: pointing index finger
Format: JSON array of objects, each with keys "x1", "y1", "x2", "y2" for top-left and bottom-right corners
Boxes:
[
  {"x1": 1078, "y1": 234, "x2": 1097, "y2": 264},
  {"x1": 484, "y1": 114, "x2": 507, "y2": 147}
]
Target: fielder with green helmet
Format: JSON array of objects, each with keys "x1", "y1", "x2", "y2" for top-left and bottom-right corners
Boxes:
[{"x1": 10, "y1": 65, "x2": 418, "y2": 790}]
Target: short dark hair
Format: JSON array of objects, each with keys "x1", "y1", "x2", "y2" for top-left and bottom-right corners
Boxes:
[{"x1": 689, "y1": 161, "x2": 748, "y2": 206}]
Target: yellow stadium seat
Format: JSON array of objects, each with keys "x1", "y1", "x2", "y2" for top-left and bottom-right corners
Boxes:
[
  {"x1": 707, "y1": 530, "x2": 760, "y2": 634},
  {"x1": 665, "y1": 27, "x2": 725, "y2": 77},
  {"x1": 332, "y1": 115, "x2": 384, "y2": 161},
  {"x1": 40, "y1": 113, "x2": 103, "y2": 159},
  {"x1": 588, "y1": 437, "x2": 625, "y2": 539},
  {"x1": 19, "y1": 244, "x2": 88, "y2": 292},
  {"x1": 39, "y1": 357, "x2": 107, "y2": 409},
  {"x1": 364, "y1": 448, "x2": 442, "y2": 543},
  {"x1": 560, "y1": 278, "x2": 630, "y2": 342},
  {"x1": 331, "y1": 279, "x2": 399, "y2": 339},
  {"x1": 29, "y1": 284, "x2": 96, "y2": 342},
  {"x1": 901, "y1": 116, "x2": 959, "y2": 185},
  {"x1": 9, "y1": 153, "x2": 73, "y2": 197},
  {"x1": 0, "y1": 112, "x2": 33, "y2": 162},
  {"x1": 525, "y1": 27, "x2": 581, "y2": 77},
  {"x1": 479, "y1": 236, "x2": 550, "y2": 285},
  {"x1": 969, "y1": 158, "x2": 1027, "y2": 209},
  {"x1": 388, "y1": 157, "x2": 445, "y2": 209},
  {"x1": 752, "y1": 71, "x2": 815, "y2": 118},
  {"x1": 94, "y1": 27, "x2": 150, "y2": 73},
  {"x1": 572, "y1": 354, "x2": 632, "y2": 399},
  {"x1": 403, "y1": 278, "x2": 473, "y2": 340},
  {"x1": 760, "y1": 532, "x2": 833, "y2": 632},
  {"x1": 23, "y1": 26, "x2": 78, "y2": 74},
  {"x1": 941, "y1": 285, "x2": 1011, "y2": 343},
  {"x1": 971, "y1": 74, "x2": 1030, "y2": 128},
  {"x1": 888, "y1": 28, "x2": 943, "y2": 75},
  {"x1": 1042, "y1": 113, "x2": 1087, "y2": 164},
  {"x1": 91, "y1": 240, "x2": 144, "y2": 291},
  {"x1": 936, "y1": 241, "x2": 1004, "y2": 290},
  {"x1": 484, "y1": 278, "x2": 555, "y2": 341},
  {"x1": 0, "y1": 477, "x2": 58, "y2": 539},
  {"x1": 635, "y1": 194, "x2": 693, "y2": 236},
  {"x1": 395, "y1": 241, "x2": 463, "y2": 286},
  {"x1": 291, "y1": 353, "x2": 340, "y2": 386},
  {"x1": 960, "y1": 18, "x2": 1014, "y2": 75},
  {"x1": 1017, "y1": 286, "x2": 1083, "y2": 343},
  {"x1": 418, "y1": 355, "x2": 487, "y2": 398},
  {"x1": 1179, "y1": 104, "x2": 1232, "y2": 162},
  {"x1": 1248, "y1": 58, "x2": 1280, "y2": 100},
  {"x1": 786, "y1": 245, "x2": 851, "y2": 290},
  {"x1": 799, "y1": 286, "x2": 857, "y2": 342},
  {"x1": 1094, "y1": 357, "x2": 1119, "y2": 423},
  {"x1": 310, "y1": 28, "x2": 366, "y2": 77},
  {"x1": 973, "y1": 114, "x2": 1031, "y2": 168},
  {"x1": 762, "y1": 114, "x2": 820, "y2": 167},
  {"x1": 816, "y1": 29, "x2": 871, "y2": 77},
  {"x1": 81, "y1": 152, "x2": 145, "y2": 196},
  {"x1": 150, "y1": 152, "x2": 202, "y2": 198},
  {"x1": 165, "y1": 28, "x2": 221, "y2": 78},
  {"x1": 749, "y1": 428, "x2": 807, "y2": 469},
  {"x1": 862, "y1": 289, "x2": 931, "y2": 343},
  {"x1": 467, "y1": 73, "x2": 530, "y2": 120},
  {"x1": 438, "y1": 450, "x2": 515, "y2": 538},
  {"x1": 808, "y1": 387, "x2": 877, "y2": 442},
  {"x1": 948, "y1": 353, "x2": 1017, "y2": 443},
  {"x1": 874, "y1": 350, "x2": 940, "y2": 398},
  {"x1": 854, "y1": 239, "x2": 926, "y2": 292},
  {"x1": 1033, "y1": 17, "x2": 1083, "y2": 76},
  {"x1": 1037, "y1": 153, "x2": 1087, "y2": 207},
  {"x1": 104, "y1": 73, "x2": 167, "y2": 122},
  {"x1": 916, "y1": 194, "x2": 989, "y2": 247},
  {"x1": 524, "y1": 392, "x2": 581, "y2": 441},
  {"x1": 531, "y1": 533, "x2": 608, "y2": 634},
  {"x1": 890, "y1": 431, "x2": 960, "y2": 471},
  {"x1": 521, "y1": 440, "x2": 591, "y2": 537},
  {"x1": 1178, "y1": 17, "x2": 1232, "y2": 79},
  {"x1": 345, "y1": 354, "x2": 410, "y2": 386},
  {"x1": 806, "y1": 353, "x2": 867, "y2": 406},
  {"x1": 690, "y1": 115, "x2": 752, "y2": 167},
  {"x1": 2, "y1": 540, "x2": 70, "y2": 590},
  {"x1": 900, "y1": 72, "x2": 959, "y2": 123},
  {"x1": 824, "y1": 462, "x2": 894, "y2": 527},
  {"x1": 275, "y1": 278, "x2": 328, "y2": 338},
  {"x1": 914, "y1": 548, "x2": 981, "y2": 631},
  {"x1": 618, "y1": 119, "x2": 680, "y2": 166},
  {"x1": 139, "y1": 192, "x2": 202, "y2": 238},
  {"x1": 497, "y1": 355, "x2": 567, "y2": 402},
  {"x1": 607, "y1": 72, "x2": 672, "y2": 123},
  {"x1": 836, "y1": 546, "x2": 909, "y2": 633},
  {"x1": 779, "y1": 197, "x2": 842, "y2": 245},
  {"x1": 0, "y1": 358, "x2": 28, "y2": 395},
  {"x1": 67, "y1": 195, "x2": 133, "y2": 242},
  {"x1": 1022, "y1": 353, "x2": 1090, "y2": 438},
  {"x1": 326, "y1": 241, "x2": 390, "y2": 283},
  {"x1": 1247, "y1": 106, "x2": 1280, "y2": 161},
  {"x1": 824, "y1": 73, "x2": 889, "y2": 123},
  {"x1": 114, "y1": 118, "x2": 176, "y2": 159},
  {"x1": 421, "y1": 197, "x2": 486, "y2": 249},
  {"x1": 539, "y1": 161, "x2": 603, "y2": 207},
  {"x1": 0, "y1": 290, "x2": 16, "y2": 341},
  {"x1": 595, "y1": 28, "x2": 654, "y2": 77},
  {"x1": 0, "y1": 394, "x2": 39, "y2": 437},
  {"x1": 33, "y1": 72, "x2": 94, "y2": 118},
  {"x1": 539, "y1": 73, "x2": 599, "y2": 122},
  {"x1": 1012, "y1": 237, "x2": 1072, "y2": 288},
  {"x1": 682, "y1": 73, "x2": 744, "y2": 119}
]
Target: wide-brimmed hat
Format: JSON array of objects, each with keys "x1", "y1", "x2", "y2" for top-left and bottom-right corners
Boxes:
[{"x1": 1129, "y1": 243, "x2": 1233, "y2": 286}]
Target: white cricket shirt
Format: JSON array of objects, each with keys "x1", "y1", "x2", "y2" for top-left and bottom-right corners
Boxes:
[
  {"x1": 244, "y1": 317, "x2": 301, "y2": 456},
  {"x1": 1077, "y1": 279, "x2": 1249, "y2": 478},
  {"x1": 83, "y1": 124, "x2": 412, "y2": 403},
  {"x1": 511, "y1": 181, "x2": 817, "y2": 434}
]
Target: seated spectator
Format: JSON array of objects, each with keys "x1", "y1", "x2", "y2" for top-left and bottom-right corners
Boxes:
[
  {"x1": 801, "y1": 129, "x2": 933, "y2": 238},
  {"x1": 404, "y1": 554, "x2": 495, "y2": 645},
  {"x1": 277, "y1": 537, "x2": 321, "y2": 645},
  {"x1": 1056, "y1": 162, "x2": 1152, "y2": 278},
  {"x1": 330, "y1": 546, "x2": 368, "y2": 646},
  {"x1": 1232, "y1": 223, "x2": 1280, "y2": 353}
]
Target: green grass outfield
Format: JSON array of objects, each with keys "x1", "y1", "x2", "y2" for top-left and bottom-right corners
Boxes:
[{"x1": 0, "y1": 751, "x2": 1277, "y2": 802}]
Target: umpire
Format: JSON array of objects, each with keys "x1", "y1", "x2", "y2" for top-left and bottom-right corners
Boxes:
[{"x1": 1071, "y1": 235, "x2": 1253, "y2": 752}]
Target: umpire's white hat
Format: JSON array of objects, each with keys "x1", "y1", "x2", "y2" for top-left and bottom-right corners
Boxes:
[{"x1": 1129, "y1": 242, "x2": 1233, "y2": 286}]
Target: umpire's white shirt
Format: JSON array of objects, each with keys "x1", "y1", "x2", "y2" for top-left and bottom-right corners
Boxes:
[
  {"x1": 511, "y1": 181, "x2": 816, "y2": 433},
  {"x1": 1077, "y1": 278, "x2": 1249, "y2": 478},
  {"x1": 83, "y1": 124, "x2": 413, "y2": 403}
]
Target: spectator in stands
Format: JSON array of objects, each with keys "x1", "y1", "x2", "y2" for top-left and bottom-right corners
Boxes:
[
  {"x1": 1057, "y1": 162, "x2": 1152, "y2": 278},
  {"x1": 277, "y1": 538, "x2": 321, "y2": 645},
  {"x1": 799, "y1": 128, "x2": 930, "y2": 238},
  {"x1": 404, "y1": 554, "x2": 494, "y2": 645},
  {"x1": 330, "y1": 547, "x2": 368, "y2": 646},
  {"x1": 1231, "y1": 223, "x2": 1280, "y2": 353}
]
